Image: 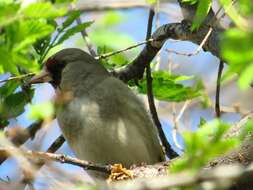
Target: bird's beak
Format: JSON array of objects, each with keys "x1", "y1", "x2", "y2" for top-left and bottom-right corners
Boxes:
[{"x1": 28, "y1": 69, "x2": 52, "y2": 85}]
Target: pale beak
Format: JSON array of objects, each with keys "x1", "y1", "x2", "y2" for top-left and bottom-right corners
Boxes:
[{"x1": 28, "y1": 69, "x2": 52, "y2": 85}]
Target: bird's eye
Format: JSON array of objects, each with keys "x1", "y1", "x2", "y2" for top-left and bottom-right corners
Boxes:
[
  {"x1": 44, "y1": 57, "x2": 67, "y2": 88},
  {"x1": 45, "y1": 57, "x2": 58, "y2": 71}
]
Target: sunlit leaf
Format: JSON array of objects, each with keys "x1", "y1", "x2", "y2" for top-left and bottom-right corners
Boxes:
[
  {"x1": 0, "y1": 80, "x2": 19, "y2": 98},
  {"x1": 0, "y1": 3, "x2": 20, "y2": 27},
  {"x1": 91, "y1": 30, "x2": 135, "y2": 50},
  {"x1": 171, "y1": 120, "x2": 239, "y2": 172},
  {"x1": 96, "y1": 11, "x2": 124, "y2": 27},
  {"x1": 191, "y1": 0, "x2": 212, "y2": 31},
  {"x1": 222, "y1": 28, "x2": 253, "y2": 89},
  {"x1": 22, "y1": 2, "x2": 66, "y2": 19},
  {"x1": 238, "y1": 63, "x2": 253, "y2": 90},
  {"x1": 0, "y1": 47, "x2": 19, "y2": 74},
  {"x1": 13, "y1": 20, "x2": 55, "y2": 52},
  {"x1": 28, "y1": 102, "x2": 54, "y2": 120},
  {"x1": 0, "y1": 90, "x2": 33, "y2": 120},
  {"x1": 146, "y1": 0, "x2": 157, "y2": 5},
  {"x1": 239, "y1": 119, "x2": 253, "y2": 140},
  {"x1": 61, "y1": 10, "x2": 81, "y2": 29},
  {"x1": 182, "y1": 0, "x2": 198, "y2": 5},
  {"x1": 220, "y1": 0, "x2": 248, "y2": 30},
  {"x1": 56, "y1": 21, "x2": 93, "y2": 45},
  {"x1": 137, "y1": 71, "x2": 201, "y2": 102}
]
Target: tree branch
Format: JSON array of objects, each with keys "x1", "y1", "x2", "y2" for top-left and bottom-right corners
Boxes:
[
  {"x1": 76, "y1": 17, "x2": 97, "y2": 57},
  {"x1": 0, "y1": 147, "x2": 111, "y2": 174},
  {"x1": 114, "y1": 19, "x2": 222, "y2": 82},
  {"x1": 215, "y1": 60, "x2": 224, "y2": 118},
  {"x1": 144, "y1": 9, "x2": 178, "y2": 159}
]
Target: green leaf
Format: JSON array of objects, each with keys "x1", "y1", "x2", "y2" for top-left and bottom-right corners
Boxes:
[
  {"x1": 0, "y1": 90, "x2": 33, "y2": 120},
  {"x1": 239, "y1": 119, "x2": 253, "y2": 140},
  {"x1": 137, "y1": 71, "x2": 201, "y2": 102},
  {"x1": 22, "y1": 2, "x2": 66, "y2": 19},
  {"x1": 0, "y1": 80, "x2": 19, "y2": 98},
  {"x1": 61, "y1": 10, "x2": 81, "y2": 29},
  {"x1": 220, "y1": 0, "x2": 248, "y2": 30},
  {"x1": 90, "y1": 30, "x2": 135, "y2": 50},
  {"x1": 56, "y1": 21, "x2": 93, "y2": 45},
  {"x1": 146, "y1": 0, "x2": 157, "y2": 5},
  {"x1": 238, "y1": 63, "x2": 253, "y2": 90},
  {"x1": 97, "y1": 46, "x2": 129, "y2": 69},
  {"x1": 0, "y1": 3, "x2": 20, "y2": 27},
  {"x1": 0, "y1": 47, "x2": 19, "y2": 74},
  {"x1": 28, "y1": 102, "x2": 54, "y2": 120},
  {"x1": 182, "y1": 0, "x2": 198, "y2": 5},
  {"x1": 198, "y1": 117, "x2": 207, "y2": 128},
  {"x1": 191, "y1": 0, "x2": 212, "y2": 31},
  {"x1": 55, "y1": 0, "x2": 76, "y2": 3},
  {"x1": 171, "y1": 120, "x2": 239, "y2": 173},
  {"x1": 96, "y1": 11, "x2": 124, "y2": 27},
  {"x1": 0, "y1": 119, "x2": 9, "y2": 128},
  {"x1": 13, "y1": 20, "x2": 55, "y2": 52},
  {"x1": 222, "y1": 29, "x2": 253, "y2": 89}
]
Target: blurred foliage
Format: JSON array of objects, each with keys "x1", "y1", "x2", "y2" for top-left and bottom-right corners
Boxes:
[
  {"x1": 183, "y1": 0, "x2": 253, "y2": 89},
  {"x1": 137, "y1": 71, "x2": 202, "y2": 102},
  {"x1": 220, "y1": 0, "x2": 253, "y2": 89},
  {"x1": 0, "y1": 1, "x2": 92, "y2": 127},
  {"x1": 171, "y1": 117, "x2": 253, "y2": 175},
  {"x1": 182, "y1": 0, "x2": 212, "y2": 31},
  {"x1": 170, "y1": 120, "x2": 239, "y2": 172},
  {"x1": 28, "y1": 102, "x2": 54, "y2": 120},
  {"x1": 88, "y1": 11, "x2": 136, "y2": 69}
]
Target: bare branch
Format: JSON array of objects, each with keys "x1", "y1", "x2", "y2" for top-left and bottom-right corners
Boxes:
[
  {"x1": 166, "y1": 27, "x2": 213, "y2": 56},
  {"x1": 0, "y1": 73, "x2": 34, "y2": 84},
  {"x1": 144, "y1": 8, "x2": 178, "y2": 159},
  {"x1": 215, "y1": 61, "x2": 224, "y2": 118},
  {"x1": 76, "y1": 17, "x2": 97, "y2": 57},
  {"x1": 95, "y1": 39, "x2": 154, "y2": 60},
  {"x1": 0, "y1": 147, "x2": 111, "y2": 174},
  {"x1": 46, "y1": 135, "x2": 65, "y2": 153},
  {"x1": 111, "y1": 164, "x2": 250, "y2": 190}
]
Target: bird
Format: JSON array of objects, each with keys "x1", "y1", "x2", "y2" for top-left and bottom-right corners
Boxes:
[{"x1": 28, "y1": 48, "x2": 165, "y2": 179}]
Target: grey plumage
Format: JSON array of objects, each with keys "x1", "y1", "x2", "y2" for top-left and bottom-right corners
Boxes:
[{"x1": 32, "y1": 48, "x2": 165, "y2": 179}]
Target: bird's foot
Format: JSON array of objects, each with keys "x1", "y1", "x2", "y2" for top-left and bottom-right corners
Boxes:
[{"x1": 107, "y1": 164, "x2": 133, "y2": 183}]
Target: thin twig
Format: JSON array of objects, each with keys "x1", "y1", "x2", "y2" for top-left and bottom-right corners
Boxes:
[
  {"x1": 175, "y1": 100, "x2": 191, "y2": 123},
  {"x1": 166, "y1": 27, "x2": 213, "y2": 56},
  {"x1": 154, "y1": 0, "x2": 161, "y2": 71},
  {"x1": 0, "y1": 73, "x2": 35, "y2": 84},
  {"x1": 215, "y1": 61, "x2": 224, "y2": 118},
  {"x1": 172, "y1": 100, "x2": 191, "y2": 151},
  {"x1": 0, "y1": 147, "x2": 111, "y2": 174},
  {"x1": 47, "y1": 135, "x2": 65, "y2": 153},
  {"x1": 76, "y1": 17, "x2": 97, "y2": 57},
  {"x1": 19, "y1": 135, "x2": 66, "y2": 184},
  {"x1": 165, "y1": 0, "x2": 235, "y2": 57},
  {"x1": 95, "y1": 39, "x2": 154, "y2": 60},
  {"x1": 145, "y1": 9, "x2": 178, "y2": 159}
]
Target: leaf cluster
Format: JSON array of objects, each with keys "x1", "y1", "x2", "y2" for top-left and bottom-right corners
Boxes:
[{"x1": 0, "y1": 1, "x2": 92, "y2": 126}]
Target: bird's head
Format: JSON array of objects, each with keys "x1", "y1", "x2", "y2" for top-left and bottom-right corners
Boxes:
[{"x1": 28, "y1": 48, "x2": 100, "y2": 88}]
